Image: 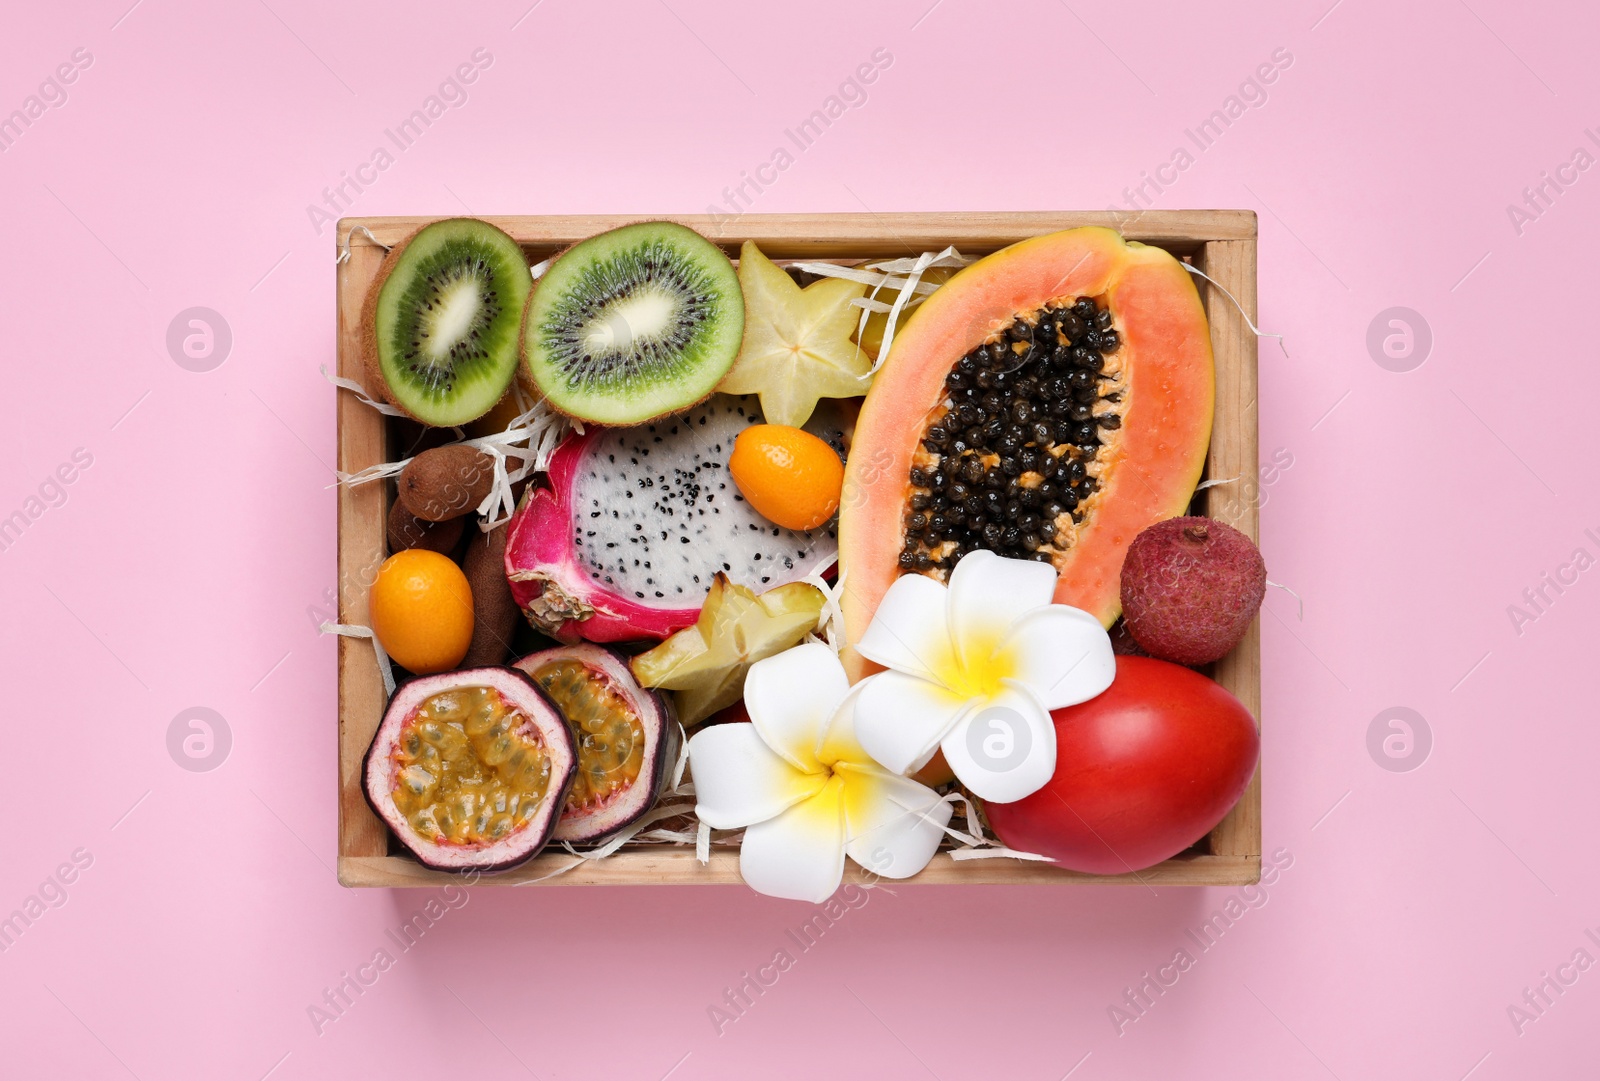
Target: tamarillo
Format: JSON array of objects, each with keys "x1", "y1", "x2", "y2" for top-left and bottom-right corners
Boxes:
[{"x1": 460, "y1": 520, "x2": 519, "y2": 668}]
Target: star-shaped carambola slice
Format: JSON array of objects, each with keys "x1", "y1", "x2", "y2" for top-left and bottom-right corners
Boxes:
[
  {"x1": 628, "y1": 575, "x2": 825, "y2": 726},
  {"x1": 717, "y1": 241, "x2": 873, "y2": 427}
]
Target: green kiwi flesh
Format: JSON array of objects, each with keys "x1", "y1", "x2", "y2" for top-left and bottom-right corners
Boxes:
[
  {"x1": 520, "y1": 221, "x2": 744, "y2": 425},
  {"x1": 369, "y1": 218, "x2": 532, "y2": 427}
]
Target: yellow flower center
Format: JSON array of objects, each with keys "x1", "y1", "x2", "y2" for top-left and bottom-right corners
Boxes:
[{"x1": 938, "y1": 630, "x2": 1014, "y2": 700}]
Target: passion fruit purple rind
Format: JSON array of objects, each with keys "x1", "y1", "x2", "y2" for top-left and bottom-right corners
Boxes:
[
  {"x1": 363, "y1": 665, "x2": 578, "y2": 873},
  {"x1": 513, "y1": 643, "x2": 681, "y2": 844}
]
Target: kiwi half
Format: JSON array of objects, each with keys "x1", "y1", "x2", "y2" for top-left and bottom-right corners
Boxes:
[
  {"x1": 520, "y1": 221, "x2": 743, "y2": 425},
  {"x1": 362, "y1": 218, "x2": 532, "y2": 427}
]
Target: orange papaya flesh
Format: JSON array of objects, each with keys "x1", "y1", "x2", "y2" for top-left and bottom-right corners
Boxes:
[{"x1": 839, "y1": 228, "x2": 1213, "y2": 678}]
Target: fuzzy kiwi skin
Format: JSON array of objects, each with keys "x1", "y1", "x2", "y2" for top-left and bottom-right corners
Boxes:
[
  {"x1": 358, "y1": 229, "x2": 416, "y2": 413},
  {"x1": 358, "y1": 218, "x2": 528, "y2": 427},
  {"x1": 397, "y1": 445, "x2": 496, "y2": 522},
  {"x1": 516, "y1": 220, "x2": 738, "y2": 426},
  {"x1": 386, "y1": 500, "x2": 464, "y2": 556},
  {"x1": 461, "y1": 522, "x2": 519, "y2": 667}
]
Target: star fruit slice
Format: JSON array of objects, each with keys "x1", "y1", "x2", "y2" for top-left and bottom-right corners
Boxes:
[
  {"x1": 716, "y1": 241, "x2": 873, "y2": 427},
  {"x1": 629, "y1": 575, "x2": 825, "y2": 727}
]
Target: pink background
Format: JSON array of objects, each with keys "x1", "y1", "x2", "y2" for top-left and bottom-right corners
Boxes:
[{"x1": 3, "y1": 0, "x2": 1596, "y2": 1077}]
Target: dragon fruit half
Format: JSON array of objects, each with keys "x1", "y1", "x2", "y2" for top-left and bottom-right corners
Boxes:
[{"x1": 505, "y1": 395, "x2": 841, "y2": 643}]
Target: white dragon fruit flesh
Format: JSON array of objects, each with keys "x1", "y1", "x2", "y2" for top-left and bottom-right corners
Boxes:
[{"x1": 505, "y1": 395, "x2": 841, "y2": 643}]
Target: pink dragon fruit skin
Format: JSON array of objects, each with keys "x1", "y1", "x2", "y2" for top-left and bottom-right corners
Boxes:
[
  {"x1": 505, "y1": 426, "x2": 677, "y2": 642},
  {"x1": 505, "y1": 396, "x2": 840, "y2": 643}
]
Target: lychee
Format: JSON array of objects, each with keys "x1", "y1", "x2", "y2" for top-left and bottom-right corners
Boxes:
[{"x1": 1119, "y1": 517, "x2": 1266, "y2": 666}]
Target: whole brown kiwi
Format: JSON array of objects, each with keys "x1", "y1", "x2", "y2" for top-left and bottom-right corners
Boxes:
[
  {"x1": 386, "y1": 500, "x2": 464, "y2": 556},
  {"x1": 460, "y1": 521, "x2": 519, "y2": 667},
  {"x1": 397, "y1": 445, "x2": 496, "y2": 522}
]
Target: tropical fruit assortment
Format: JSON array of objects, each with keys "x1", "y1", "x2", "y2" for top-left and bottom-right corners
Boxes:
[{"x1": 353, "y1": 218, "x2": 1267, "y2": 891}]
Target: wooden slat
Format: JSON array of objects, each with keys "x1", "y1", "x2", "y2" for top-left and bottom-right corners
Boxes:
[
  {"x1": 341, "y1": 210, "x2": 1256, "y2": 259},
  {"x1": 335, "y1": 229, "x2": 393, "y2": 869},
  {"x1": 335, "y1": 211, "x2": 1261, "y2": 887},
  {"x1": 1194, "y1": 237, "x2": 1263, "y2": 866},
  {"x1": 337, "y1": 851, "x2": 1261, "y2": 889}
]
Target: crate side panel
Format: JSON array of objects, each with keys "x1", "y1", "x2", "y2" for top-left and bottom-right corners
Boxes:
[
  {"x1": 1194, "y1": 238, "x2": 1262, "y2": 863},
  {"x1": 338, "y1": 852, "x2": 1261, "y2": 888},
  {"x1": 341, "y1": 210, "x2": 1255, "y2": 258},
  {"x1": 336, "y1": 230, "x2": 393, "y2": 862}
]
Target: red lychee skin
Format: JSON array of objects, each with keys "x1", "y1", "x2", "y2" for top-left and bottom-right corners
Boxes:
[{"x1": 1119, "y1": 516, "x2": 1266, "y2": 666}]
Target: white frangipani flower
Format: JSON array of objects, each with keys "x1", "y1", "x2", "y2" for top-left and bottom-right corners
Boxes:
[
  {"x1": 689, "y1": 642, "x2": 953, "y2": 902},
  {"x1": 852, "y1": 550, "x2": 1116, "y2": 802}
]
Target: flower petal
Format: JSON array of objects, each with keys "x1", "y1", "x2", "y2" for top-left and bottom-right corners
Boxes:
[
  {"x1": 738, "y1": 777, "x2": 847, "y2": 902},
  {"x1": 839, "y1": 765, "x2": 952, "y2": 880},
  {"x1": 854, "y1": 670, "x2": 972, "y2": 775},
  {"x1": 939, "y1": 683, "x2": 1057, "y2": 802},
  {"x1": 816, "y1": 681, "x2": 870, "y2": 768},
  {"x1": 689, "y1": 723, "x2": 827, "y2": 829},
  {"x1": 945, "y1": 551, "x2": 1057, "y2": 671},
  {"x1": 743, "y1": 642, "x2": 846, "y2": 774},
  {"x1": 999, "y1": 605, "x2": 1116, "y2": 710},
  {"x1": 852, "y1": 572, "x2": 957, "y2": 685}
]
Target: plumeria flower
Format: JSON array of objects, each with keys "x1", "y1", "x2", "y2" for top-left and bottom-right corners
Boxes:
[
  {"x1": 853, "y1": 550, "x2": 1115, "y2": 803},
  {"x1": 689, "y1": 642, "x2": 953, "y2": 902}
]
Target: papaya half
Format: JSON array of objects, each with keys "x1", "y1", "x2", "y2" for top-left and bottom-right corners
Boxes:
[{"x1": 839, "y1": 227, "x2": 1214, "y2": 678}]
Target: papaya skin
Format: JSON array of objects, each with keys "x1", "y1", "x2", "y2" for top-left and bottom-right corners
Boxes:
[{"x1": 838, "y1": 228, "x2": 1213, "y2": 682}]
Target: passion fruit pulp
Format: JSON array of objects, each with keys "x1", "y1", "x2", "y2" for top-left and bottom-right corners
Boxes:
[
  {"x1": 514, "y1": 644, "x2": 680, "y2": 843},
  {"x1": 390, "y1": 687, "x2": 553, "y2": 842},
  {"x1": 364, "y1": 666, "x2": 578, "y2": 872}
]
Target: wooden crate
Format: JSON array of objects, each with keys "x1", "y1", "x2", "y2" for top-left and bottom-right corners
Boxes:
[{"x1": 335, "y1": 211, "x2": 1261, "y2": 889}]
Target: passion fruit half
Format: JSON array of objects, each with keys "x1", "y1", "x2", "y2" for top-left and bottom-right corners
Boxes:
[
  {"x1": 513, "y1": 644, "x2": 681, "y2": 844},
  {"x1": 363, "y1": 666, "x2": 578, "y2": 873}
]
